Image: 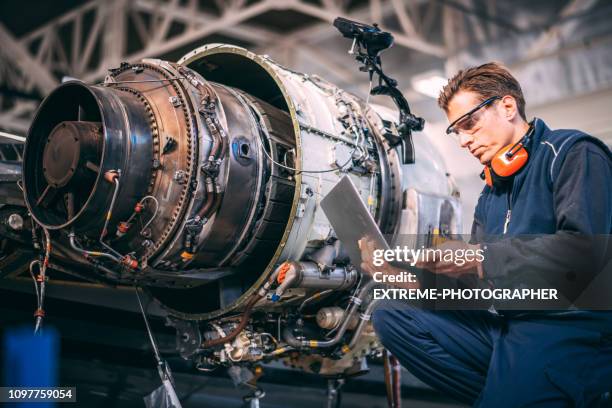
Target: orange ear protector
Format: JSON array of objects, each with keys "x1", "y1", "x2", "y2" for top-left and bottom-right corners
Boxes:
[{"x1": 481, "y1": 122, "x2": 535, "y2": 188}]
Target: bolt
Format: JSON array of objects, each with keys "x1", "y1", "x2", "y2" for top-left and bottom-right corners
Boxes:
[
  {"x1": 174, "y1": 170, "x2": 187, "y2": 184},
  {"x1": 7, "y1": 214, "x2": 23, "y2": 231},
  {"x1": 169, "y1": 96, "x2": 182, "y2": 107}
]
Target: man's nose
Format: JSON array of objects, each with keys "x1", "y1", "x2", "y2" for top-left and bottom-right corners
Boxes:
[{"x1": 459, "y1": 132, "x2": 473, "y2": 148}]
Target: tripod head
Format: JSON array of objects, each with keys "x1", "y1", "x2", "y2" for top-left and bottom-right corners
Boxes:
[{"x1": 333, "y1": 17, "x2": 394, "y2": 58}]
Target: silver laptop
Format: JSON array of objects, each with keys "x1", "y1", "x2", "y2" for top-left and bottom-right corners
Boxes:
[{"x1": 321, "y1": 176, "x2": 391, "y2": 270}]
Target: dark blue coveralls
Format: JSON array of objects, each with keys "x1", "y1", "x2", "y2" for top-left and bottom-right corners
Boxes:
[{"x1": 372, "y1": 118, "x2": 612, "y2": 407}]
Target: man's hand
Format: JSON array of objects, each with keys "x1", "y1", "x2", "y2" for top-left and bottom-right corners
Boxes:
[
  {"x1": 358, "y1": 236, "x2": 385, "y2": 276},
  {"x1": 415, "y1": 240, "x2": 484, "y2": 278},
  {"x1": 358, "y1": 237, "x2": 418, "y2": 289}
]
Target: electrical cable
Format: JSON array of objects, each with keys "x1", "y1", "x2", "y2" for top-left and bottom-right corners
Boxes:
[{"x1": 33, "y1": 227, "x2": 50, "y2": 334}]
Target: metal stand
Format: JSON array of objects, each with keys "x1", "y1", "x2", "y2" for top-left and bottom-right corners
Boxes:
[
  {"x1": 383, "y1": 350, "x2": 401, "y2": 408},
  {"x1": 243, "y1": 386, "x2": 265, "y2": 408},
  {"x1": 136, "y1": 287, "x2": 183, "y2": 408},
  {"x1": 326, "y1": 378, "x2": 345, "y2": 408}
]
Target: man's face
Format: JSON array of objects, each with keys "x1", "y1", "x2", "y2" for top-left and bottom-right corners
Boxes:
[{"x1": 446, "y1": 90, "x2": 515, "y2": 165}]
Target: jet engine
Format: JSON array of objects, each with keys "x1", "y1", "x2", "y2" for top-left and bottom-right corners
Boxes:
[{"x1": 14, "y1": 44, "x2": 461, "y2": 376}]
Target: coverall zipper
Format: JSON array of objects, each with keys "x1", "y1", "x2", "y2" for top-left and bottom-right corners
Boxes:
[{"x1": 503, "y1": 188, "x2": 512, "y2": 234}]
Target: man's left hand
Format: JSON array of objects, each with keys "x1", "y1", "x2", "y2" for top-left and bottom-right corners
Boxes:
[{"x1": 414, "y1": 240, "x2": 484, "y2": 278}]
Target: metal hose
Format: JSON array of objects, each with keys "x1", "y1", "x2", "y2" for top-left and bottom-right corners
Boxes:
[
  {"x1": 69, "y1": 232, "x2": 122, "y2": 264},
  {"x1": 348, "y1": 298, "x2": 379, "y2": 349},
  {"x1": 283, "y1": 279, "x2": 377, "y2": 349},
  {"x1": 200, "y1": 294, "x2": 262, "y2": 348},
  {"x1": 200, "y1": 266, "x2": 282, "y2": 349}
]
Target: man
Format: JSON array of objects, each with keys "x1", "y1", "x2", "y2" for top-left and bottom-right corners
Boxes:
[{"x1": 360, "y1": 62, "x2": 612, "y2": 406}]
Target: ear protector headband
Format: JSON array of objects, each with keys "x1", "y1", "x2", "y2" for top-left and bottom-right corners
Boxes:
[{"x1": 481, "y1": 121, "x2": 535, "y2": 188}]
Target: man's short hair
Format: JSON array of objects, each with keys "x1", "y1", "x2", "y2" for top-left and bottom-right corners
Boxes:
[{"x1": 438, "y1": 62, "x2": 527, "y2": 121}]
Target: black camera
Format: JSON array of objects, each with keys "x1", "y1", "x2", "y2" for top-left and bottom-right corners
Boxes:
[{"x1": 333, "y1": 17, "x2": 394, "y2": 57}]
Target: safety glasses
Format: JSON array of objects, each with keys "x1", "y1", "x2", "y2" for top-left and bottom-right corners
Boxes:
[{"x1": 445, "y1": 96, "x2": 501, "y2": 135}]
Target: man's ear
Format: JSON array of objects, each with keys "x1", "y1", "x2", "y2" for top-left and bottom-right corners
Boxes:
[{"x1": 500, "y1": 95, "x2": 518, "y2": 121}]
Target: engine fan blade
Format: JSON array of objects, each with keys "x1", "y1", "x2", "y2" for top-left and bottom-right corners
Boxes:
[
  {"x1": 77, "y1": 105, "x2": 86, "y2": 122},
  {"x1": 64, "y1": 192, "x2": 75, "y2": 219},
  {"x1": 35, "y1": 184, "x2": 59, "y2": 208},
  {"x1": 85, "y1": 160, "x2": 100, "y2": 173}
]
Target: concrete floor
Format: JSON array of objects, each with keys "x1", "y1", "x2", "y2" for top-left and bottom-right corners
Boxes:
[{"x1": 59, "y1": 358, "x2": 466, "y2": 408}]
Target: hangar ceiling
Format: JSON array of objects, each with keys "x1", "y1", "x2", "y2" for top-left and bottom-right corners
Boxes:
[{"x1": 0, "y1": 0, "x2": 611, "y2": 134}]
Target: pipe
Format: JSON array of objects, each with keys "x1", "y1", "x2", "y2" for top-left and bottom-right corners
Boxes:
[
  {"x1": 33, "y1": 227, "x2": 51, "y2": 334},
  {"x1": 298, "y1": 289, "x2": 333, "y2": 313},
  {"x1": 176, "y1": 65, "x2": 228, "y2": 255},
  {"x1": 348, "y1": 299, "x2": 379, "y2": 349},
  {"x1": 99, "y1": 172, "x2": 123, "y2": 258},
  {"x1": 178, "y1": 65, "x2": 227, "y2": 165},
  {"x1": 391, "y1": 354, "x2": 402, "y2": 408},
  {"x1": 282, "y1": 326, "x2": 303, "y2": 349},
  {"x1": 201, "y1": 294, "x2": 262, "y2": 348},
  {"x1": 272, "y1": 262, "x2": 358, "y2": 301},
  {"x1": 195, "y1": 184, "x2": 215, "y2": 221},
  {"x1": 283, "y1": 279, "x2": 377, "y2": 349},
  {"x1": 139, "y1": 195, "x2": 159, "y2": 233},
  {"x1": 69, "y1": 232, "x2": 122, "y2": 264},
  {"x1": 264, "y1": 345, "x2": 295, "y2": 358},
  {"x1": 200, "y1": 268, "x2": 281, "y2": 349},
  {"x1": 383, "y1": 350, "x2": 394, "y2": 408}
]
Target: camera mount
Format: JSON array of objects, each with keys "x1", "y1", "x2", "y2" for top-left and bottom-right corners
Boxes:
[{"x1": 333, "y1": 17, "x2": 425, "y2": 164}]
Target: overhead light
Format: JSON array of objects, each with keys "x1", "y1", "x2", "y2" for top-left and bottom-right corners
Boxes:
[{"x1": 411, "y1": 70, "x2": 447, "y2": 99}]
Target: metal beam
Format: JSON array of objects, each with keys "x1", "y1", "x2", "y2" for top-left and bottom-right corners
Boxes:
[
  {"x1": 149, "y1": 0, "x2": 179, "y2": 46},
  {"x1": 13, "y1": 0, "x2": 283, "y2": 86},
  {"x1": 0, "y1": 131, "x2": 26, "y2": 143},
  {"x1": 8, "y1": 0, "x2": 447, "y2": 87},
  {"x1": 286, "y1": 0, "x2": 446, "y2": 57},
  {"x1": 82, "y1": 0, "x2": 276, "y2": 82},
  {"x1": 485, "y1": 0, "x2": 498, "y2": 40},
  {"x1": 0, "y1": 23, "x2": 57, "y2": 95},
  {"x1": 133, "y1": 0, "x2": 283, "y2": 45},
  {"x1": 526, "y1": 0, "x2": 599, "y2": 59},
  {"x1": 272, "y1": 0, "x2": 445, "y2": 58},
  {"x1": 78, "y1": 3, "x2": 106, "y2": 76},
  {"x1": 0, "y1": 102, "x2": 37, "y2": 134},
  {"x1": 103, "y1": 0, "x2": 128, "y2": 68},
  {"x1": 390, "y1": 0, "x2": 418, "y2": 37},
  {"x1": 0, "y1": 0, "x2": 449, "y2": 133},
  {"x1": 461, "y1": 0, "x2": 487, "y2": 45},
  {"x1": 442, "y1": 4, "x2": 460, "y2": 76}
]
